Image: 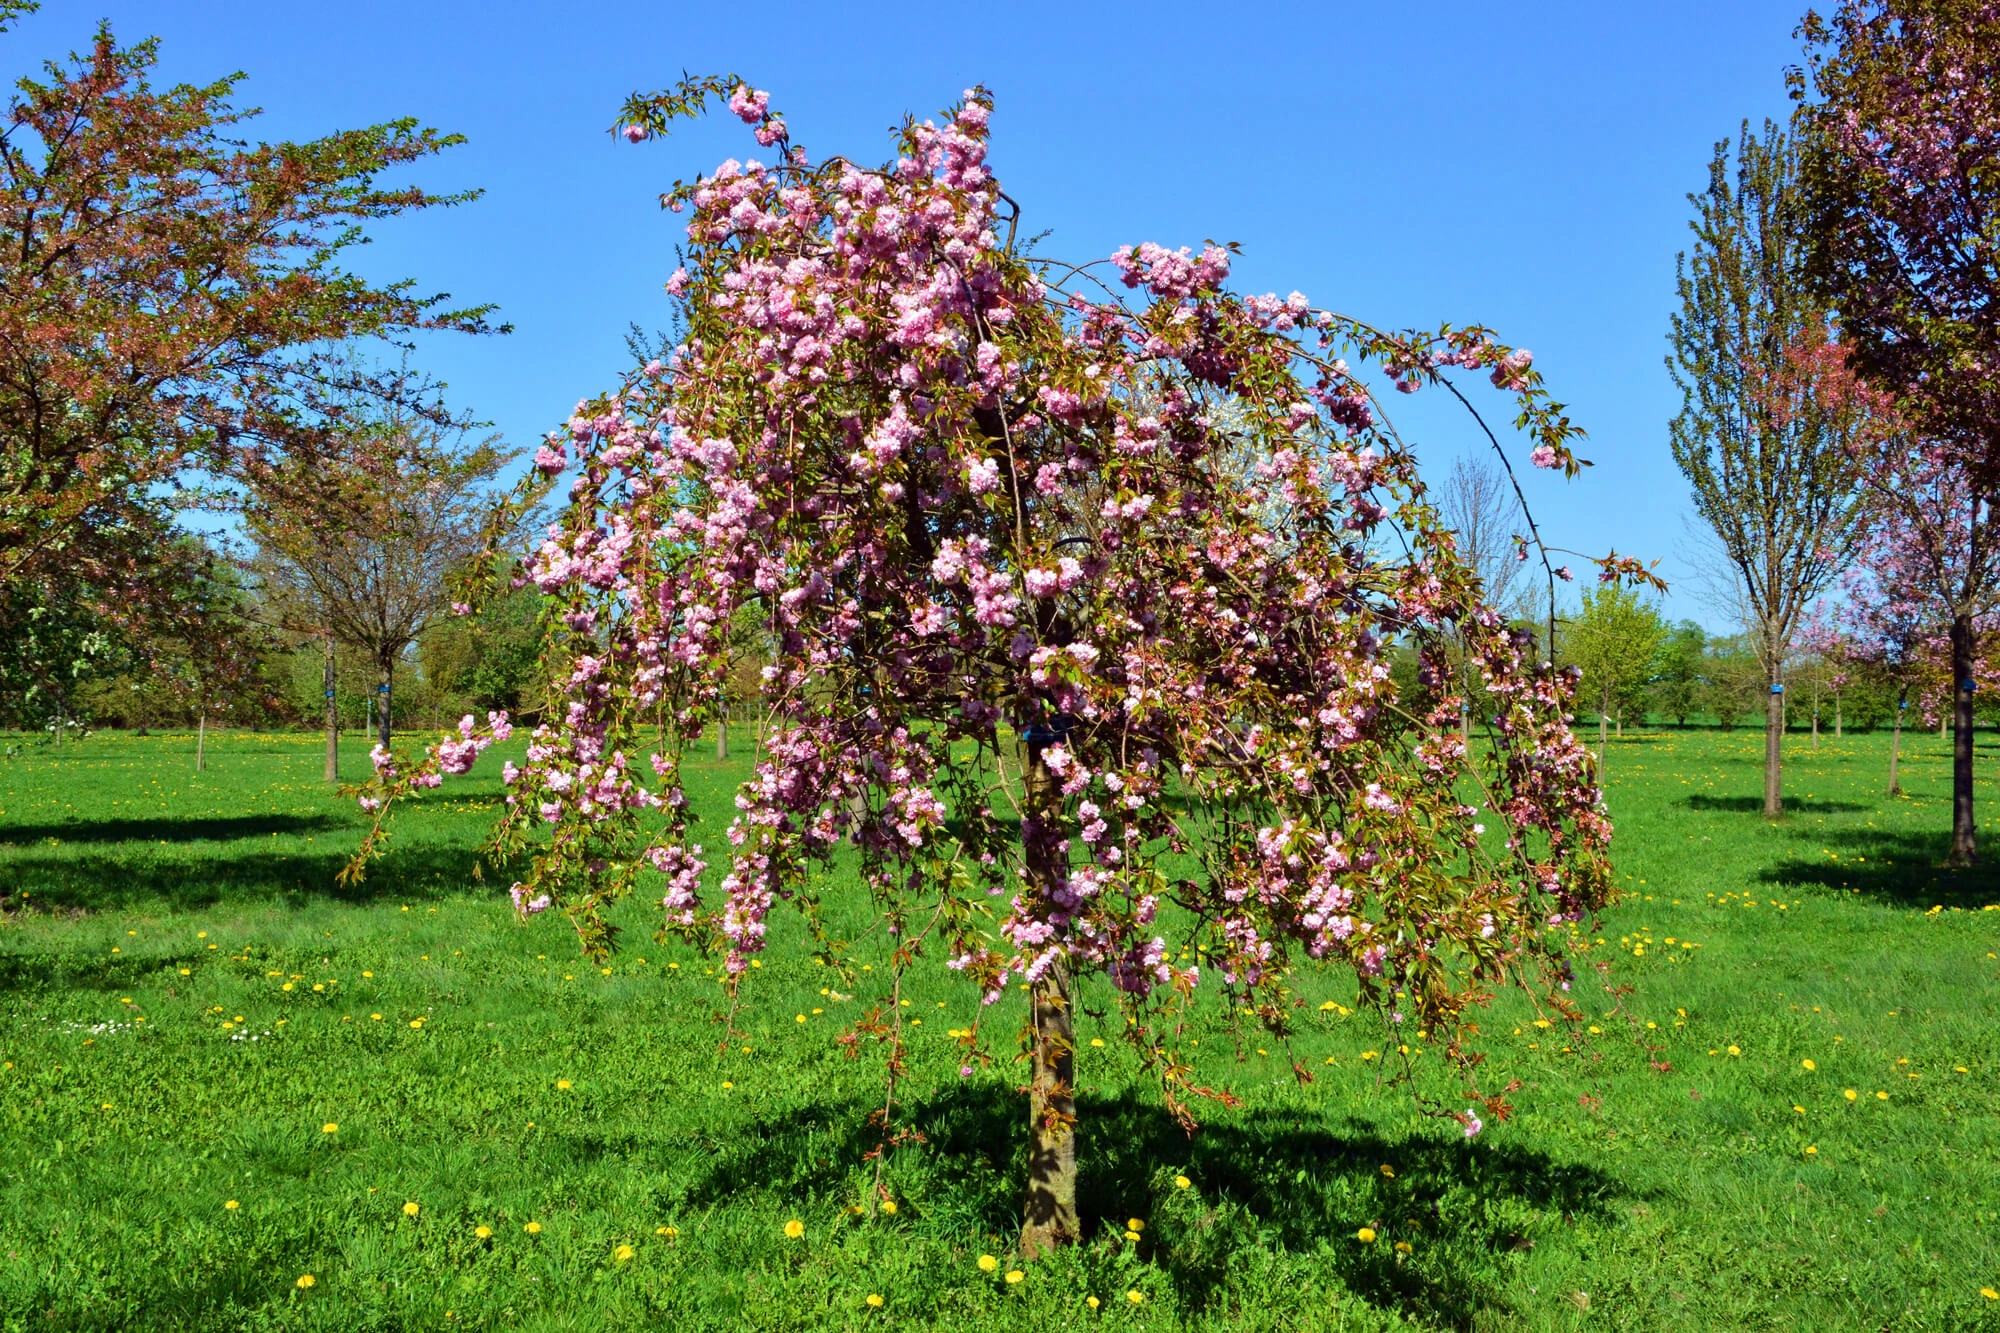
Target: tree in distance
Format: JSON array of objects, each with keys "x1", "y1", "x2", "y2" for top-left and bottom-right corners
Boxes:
[
  {"x1": 1669, "y1": 119, "x2": 1875, "y2": 821},
  {"x1": 1565, "y1": 583, "x2": 1666, "y2": 761},
  {"x1": 0, "y1": 7, "x2": 499, "y2": 733},
  {"x1": 246, "y1": 412, "x2": 516, "y2": 760}
]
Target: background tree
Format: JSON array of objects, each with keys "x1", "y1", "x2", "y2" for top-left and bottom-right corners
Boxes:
[
  {"x1": 1437, "y1": 454, "x2": 1529, "y2": 736},
  {"x1": 1566, "y1": 583, "x2": 1666, "y2": 758},
  {"x1": 345, "y1": 79, "x2": 1642, "y2": 1254},
  {"x1": 420, "y1": 586, "x2": 548, "y2": 721},
  {"x1": 1797, "y1": 0, "x2": 2000, "y2": 861},
  {"x1": 1652, "y1": 620, "x2": 1708, "y2": 727},
  {"x1": 247, "y1": 419, "x2": 514, "y2": 754},
  {"x1": 0, "y1": 16, "x2": 498, "y2": 657},
  {"x1": 1669, "y1": 119, "x2": 1874, "y2": 819}
]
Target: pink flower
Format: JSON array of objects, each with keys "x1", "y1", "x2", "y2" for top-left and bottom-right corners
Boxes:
[
  {"x1": 1530, "y1": 444, "x2": 1559, "y2": 469},
  {"x1": 622, "y1": 125, "x2": 647, "y2": 143},
  {"x1": 728, "y1": 84, "x2": 770, "y2": 124}
]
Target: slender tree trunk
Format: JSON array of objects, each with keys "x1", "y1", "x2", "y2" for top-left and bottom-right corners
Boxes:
[
  {"x1": 196, "y1": 712, "x2": 206, "y2": 773},
  {"x1": 1949, "y1": 614, "x2": 1977, "y2": 867},
  {"x1": 1888, "y1": 692, "x2": 1904, "y2": 797},
  {"x1": 1019, "y1": 735, "x2": 1079, "y2": 1257},
  {"x1": 1835, "y1": 693, "x2": 1842, "y2": 739},
  {"x1": 1763, "y1": 674, "x2": 1783, "y2": 820},
  {"x1": 323, "y1": 633, "x2": 339, "y2": 783},
  {"x1": 1597, "y1": 683, "x2": 1608, "y2": 766},
  {"x1": 376, "y1": 654, "x2": 394, "y2": 752},
  {"x1": 716, "y1": 709, "x2": 729, "y2": 760}
]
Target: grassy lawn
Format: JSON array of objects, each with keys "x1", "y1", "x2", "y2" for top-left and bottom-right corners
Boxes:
[{"x1": 0, "y1": 724, "x2": 1995, "y2": 1331}]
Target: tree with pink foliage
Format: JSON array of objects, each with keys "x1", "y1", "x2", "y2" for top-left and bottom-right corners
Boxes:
[
  {"x1": 346, "y1": 79, "x2": 1650, "y2": 1253},
  {"x1": 1838, "y1": 446, "x2": 2000, "y2": 806},
  {"x1": 1799, "y1": 0, "x2": 2000, "y2": 861}
]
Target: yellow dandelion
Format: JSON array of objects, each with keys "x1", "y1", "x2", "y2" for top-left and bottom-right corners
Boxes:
[
  {"x1": 613, "y1": 1244, "x2": 635, "y2": 1263},
  {"x1": 556, "y1": 1079, "x2": 572, "y2": 1090},
  {"x1": 1983, "y1": 1287, "x2": 1999, "y2": 1300},
  {"x1": 1876, "y1": 1091, "x2": 1889, "y2": 1100},
  {"x1": 865, "y1": 1294, "x2": 884, "y2": 1308},
  {"x1": 1801, "y1": 1059, "x2": 1816, "y2": 1071},
  {"x1": 403, "y1": 1201, "x2": 420, "y2": 1217},
  {"x1": 1005, "y1": 1269, "x2": 1024, "y2": 1284},
  {"x1": 978, "y1": 1254, "x2": 998, "y2": 1272},
  {"x1": 295, "y1": 1274, "x2": 316, "y2": 1289},
  {"x1": 1357, "y1": 1227, "x2": 1377, "y2": 1243},
  {"x1": 321, "y1": 1122, "x2": 338, "y2": 1134},
  {"x1": 1174, "y1": 1175, "x2": 1191, "y2": 1189},
  {"x1": 1124, "y1": 1229, "x2": 1141, "y2": 1242},
  {"x1": 224, "y1": 1200, "x2": 239, "y2": 1210},
  {"x1": 1127, "y1": 1217, "x2": 1145, "y2": 1231},
  {"x1": 1087, "y1": 1296, "x2": 1101, "y2": 1309},
  {"x1": 474, "y1": 1225, "x2": 492, "y2": 1239},
  {"x1": 658, "y1": 1226, "x2": 678, "y2": 1238},
  {"x1": 784, "y1": 1219, "x2": 805, "y2": 1239},
  {"x1": 1845, "y1": 1089, "x2": 1858, "y2": 1101},
  {"x1": 409, "y1": 1019, "x2": 423, "y2": 1029},
  {"x1": 796, "y1": 1014, "x2": 807, "y2": 1024},
  {"x1": 1804, "y1": 1146, "x2": 1818, "y2": 1156},
  {"x1": 721, "y1": 1081, "x2": 734, "y2": 1089},
  {"x1": 1394, "y1": 1241, "x2": 1413, "y2": 1254},
  {"x1": 370, "y1": 1014, "x2": 383, "y2": 1021},
  {"x1": 879, "y1": 1200, "x2": 897, "y2": 1215},
  {"x1": 1127, "y1": 1290, "x2": 1146, "y2": 1305},
  {"x1": 524, "y1": 1222, "x2": 542, "y2": 1234},
  {"x1": 1379, "y1": 1164, "x2": 1395, "y2": 1178},
  {"x1": 1727, "y1": 1045, "x2": 1741, "y2": 1057}
]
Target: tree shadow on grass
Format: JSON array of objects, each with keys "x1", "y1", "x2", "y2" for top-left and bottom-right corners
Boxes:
[
  {"x1": 0, "y1": 813, "x2": 346, "y2": 846},
  {"x1": 1760, "y1": 826, "x2": 2000, "y2": 909},
  {"x1": 664, "y1": 1083, "x2": 1620, "y2": 1330},
  {"x1": 0, "y1": 840, "x2": 520, "y2": 917},
  {"x1": 1684, "y1": 794, "x2": 1870, "y2": 815}
]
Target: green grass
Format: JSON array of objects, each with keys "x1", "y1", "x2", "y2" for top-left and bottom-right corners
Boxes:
[{"x1": 0, "y1": 724, "x2": 1996, "y2": 1331}]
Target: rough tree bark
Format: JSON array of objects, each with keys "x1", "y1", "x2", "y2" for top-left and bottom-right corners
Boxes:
[
  {"x1": 1950, "y1": 614, "x2": 1977, "y2": 866},
  {"x1": 1019, "y1": 734, "x2": 1079, "y2": 1257}
]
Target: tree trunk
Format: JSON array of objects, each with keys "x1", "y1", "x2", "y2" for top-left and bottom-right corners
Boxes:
[
  {"x1": 376, "y1": 654, "x2": 394, "y2": 752},
  {"x1": 716, "y1": 711, "x2": 729, "y2": 761},
  {"x1": 1835, "y1": 693, "x2": 1842, "y2": 739},
  {"x1": 1019, "y1": 736, "x2": 1079, "y2": 1257},
  {"x1": 1763, "y1": 676, "x2": 1783, "y2": 820},
  {"x1": 1949, "y1": 614, "x2": 1977, "y2": 867},
  {"x1": 1597, "y1": 683, "x2": 1608, "y2": 767},
  {"x1": 196, "y1": 712, "x2": 206, "y2": 773},
  {"x1": 1888, "y1": 692, "x2": 1904, "y2": 797},
  {"x1": 323, "y1": 633, "x2": 339, "y2": 783}
]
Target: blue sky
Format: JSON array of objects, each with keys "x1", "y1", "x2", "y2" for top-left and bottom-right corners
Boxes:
[{"x1": 9, "y1": 1, "x2": 1805, "y2": 627}]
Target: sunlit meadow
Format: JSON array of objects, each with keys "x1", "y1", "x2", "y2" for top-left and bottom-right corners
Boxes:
[{"x1": 0, "y1": 725, "x2": 1995, "y2": 1330}]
